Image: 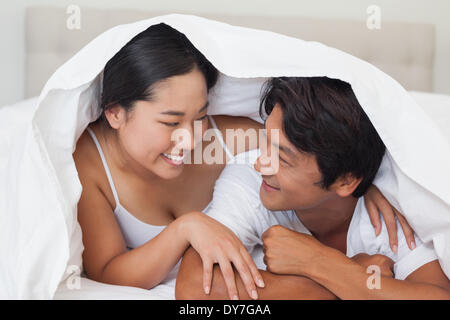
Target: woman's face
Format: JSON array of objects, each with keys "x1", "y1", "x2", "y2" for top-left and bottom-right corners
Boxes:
[{"x1": 106, "y1": 68, "x2": 209, "y2": 180}]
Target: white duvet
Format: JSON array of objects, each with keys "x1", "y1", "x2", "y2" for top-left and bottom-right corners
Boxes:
[{"x1": 0, "y1": 14, "x2": 449, "y2": 299}]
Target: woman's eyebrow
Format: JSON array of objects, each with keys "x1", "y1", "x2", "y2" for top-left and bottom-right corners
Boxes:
[
  {"x1": 160, "y1": 110, "x2": 185, "y2": 116},
  {"x1": 160, "y1": 101, "x2": 209, "y2": 116}
]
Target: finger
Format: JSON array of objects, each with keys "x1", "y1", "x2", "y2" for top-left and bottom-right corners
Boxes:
[
  {"x1": 365, "y1": 200, "x2": 381, "y2": 236},
  {"x1": 231, "y1": 254, "x2": 258, "y2": 300},
  {"x1": 395, "y1": 209, "x2": 416, "y2": 250},
  {"x1": 380, "y1": 204, "x2": 398, "y2": 253},
  {"x1": 261, "y1": 230, "x2": 268, "y2": 241},
  {"x1": 218, "y1": 258, "x2": 239, "y2": 300},
  {"x1": 202, "y1": 257, "x2": 213, "y2": 295},
  {"x1": 241, "y1": 248, "x2": 265, "y2": 288}
]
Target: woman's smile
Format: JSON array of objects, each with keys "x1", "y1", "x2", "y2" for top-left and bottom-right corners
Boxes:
[{"x1": 161, "y1": 152, "x2": 185, "y2": 166}]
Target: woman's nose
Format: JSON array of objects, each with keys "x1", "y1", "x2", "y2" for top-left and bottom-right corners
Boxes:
[{"x1": 172, "y1": 127, "x2": 195, "y2": 152}]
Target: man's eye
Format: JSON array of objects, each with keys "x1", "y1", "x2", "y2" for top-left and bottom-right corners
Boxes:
[
  {"x1": 197, "y1": 115, "x2": 208, "y2": 121},
  {"x1": 279, "y1": 156, "x2": 289, "y2": 166}
]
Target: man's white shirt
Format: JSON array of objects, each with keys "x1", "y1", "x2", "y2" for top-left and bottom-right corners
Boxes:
[{"x1": 204, "y1": 149, "x2": 438, "y2": 280}]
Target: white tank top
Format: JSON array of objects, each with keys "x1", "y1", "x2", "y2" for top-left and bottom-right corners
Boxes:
[{"x1": 85, "y1": 115, "x2": 233, "y2": 250}]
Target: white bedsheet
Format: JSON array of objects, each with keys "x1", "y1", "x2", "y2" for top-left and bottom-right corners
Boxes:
[
  {"x1": 1, "y1": 14, "x2": 449, "y2": 299},
  {"x1": 54, "y1": 276, "x2": 175, "y2": 300}
]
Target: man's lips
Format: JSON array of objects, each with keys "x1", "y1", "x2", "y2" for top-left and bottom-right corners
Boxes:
[{"x1": 262, "y1": 179, "x2": 280, "y2": 192}]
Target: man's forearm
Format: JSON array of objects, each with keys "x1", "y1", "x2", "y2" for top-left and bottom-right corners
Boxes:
[
  {"x1": 307, "y1": 247, "x2": 450, "y2": 300},
  {"x1": 175, "y1": 247, "x2": 337, "y2": 300}
]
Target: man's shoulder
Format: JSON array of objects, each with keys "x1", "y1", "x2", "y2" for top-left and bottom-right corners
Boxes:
[
  {"x1": 347, "y1": 198, "x2": 437, "y2": 279},
  {"x1": 230, "y1": 149, "x2": 261, "y2": 165},
  {"x1": 347, "y1": 198, "x2": 404, "y2": 259},
  {"x1": 346, "y1": 198, "x2": 381, "y2": 257},
  {"x1": 211, "y1": 149, "x2": 262, "y2": 203}
]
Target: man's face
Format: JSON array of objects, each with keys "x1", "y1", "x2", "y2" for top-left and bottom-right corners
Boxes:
[{"x1": 254, "y1": 104, "x2": 337, "y2": 212}]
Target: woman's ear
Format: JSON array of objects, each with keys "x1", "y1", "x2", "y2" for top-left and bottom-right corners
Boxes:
[
  {"x1": 104, "y1": 105, "x2": 126, "y2": 130},
  {"x1": 334, "y1": 174, "x2": 363, "y2": 197}
]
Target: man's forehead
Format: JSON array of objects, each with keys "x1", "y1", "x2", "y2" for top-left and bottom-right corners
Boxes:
[{"x1": 264, "y1": 107, "x2": 298, "y2": 158}]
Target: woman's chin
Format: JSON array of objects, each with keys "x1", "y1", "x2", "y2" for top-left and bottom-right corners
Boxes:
[
  {"x1": 151, "y1": 168, "x2": 183, "y2": 181},
  {"x1": 152, "y1": 157, "x2": 185, "y2": 179}
]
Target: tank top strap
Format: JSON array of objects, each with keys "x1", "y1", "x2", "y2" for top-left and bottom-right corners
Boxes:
[
  {"x1": 86, "y1": 127, "x2": 120, "y2": 207},
  {"x1": 207, "y1": 115, "x2": 234, "y2": 159}
]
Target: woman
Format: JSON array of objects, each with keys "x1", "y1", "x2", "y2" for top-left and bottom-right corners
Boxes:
[{"x1": 73, "y1": 23, "x2": 414, "y2": 300}]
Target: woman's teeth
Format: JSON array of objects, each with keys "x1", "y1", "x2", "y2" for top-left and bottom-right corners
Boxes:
[{"x1": 163, "y1": 153, "x2": 185, "y2": 162}]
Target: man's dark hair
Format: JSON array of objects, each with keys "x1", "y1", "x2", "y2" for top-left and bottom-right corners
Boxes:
[{"x1": 259, "y1": 77, "x2": 386, "y2": 198}]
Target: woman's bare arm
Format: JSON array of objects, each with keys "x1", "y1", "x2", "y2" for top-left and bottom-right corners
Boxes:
[{"x1": 77, "y1": 175, "x2": 190, "y2": 289}]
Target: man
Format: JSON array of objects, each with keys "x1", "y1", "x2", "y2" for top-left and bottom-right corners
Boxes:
[{"x1": 176, "y1": 77, "x2": 450, "y2": 299}]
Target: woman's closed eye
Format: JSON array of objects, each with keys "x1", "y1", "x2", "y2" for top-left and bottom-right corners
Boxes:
[
  {"x1": 161, "y1": 121, "x2": 180, "y2": 127},
  {"x1": 160, "y1": 115, "x2": 207, "y2": 127}
]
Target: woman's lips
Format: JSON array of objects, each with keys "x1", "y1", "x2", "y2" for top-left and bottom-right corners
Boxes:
[
  {"x1": 161, "y1": 153, "x2": 184, "y2": 166},
  {"x1": 262, "y1": 179, "x2": 280, "y2": 192}
]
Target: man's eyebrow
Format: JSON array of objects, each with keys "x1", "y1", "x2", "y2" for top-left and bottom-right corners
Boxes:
[
  {"x1": 275, "y1": 142, "x2": 296, "y2": 158},
  {"x1": 263, "y1": 127, "x2": 295, "y2": 157},
  {"x1": 160, "y1": 101, "x2": 209, "y2": 116},
  {"x1": 261, "y1": 126, "x2": 296, "y2": 158}
]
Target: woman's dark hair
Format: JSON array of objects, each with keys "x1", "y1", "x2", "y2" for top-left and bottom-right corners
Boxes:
[
  {"x1": 96, "y1": 23, "x2": 218, "y2": 127},
  {"x1": 259, "y1": 77, "x2": 386, "y2": 198}
]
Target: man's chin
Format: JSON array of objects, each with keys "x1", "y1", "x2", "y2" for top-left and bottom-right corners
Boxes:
[{"x1": 260, "y1": 189, "x2": 283, "y2": 211}]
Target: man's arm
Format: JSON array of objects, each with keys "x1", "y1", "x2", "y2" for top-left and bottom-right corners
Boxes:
[
  {"x1": 175, "y1": 247, "x2": 337, "y2": 300},
  {"x1": 260, "y1": 225, "x2": 450, "y2": 300},
  {"x1": 308, "y1": 248, "x2": 450, "y2": 300}
]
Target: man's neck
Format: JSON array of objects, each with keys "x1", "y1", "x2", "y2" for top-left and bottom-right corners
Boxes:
[{"x1": 294, "y1": 195, "x2": 358, "y2": 242}]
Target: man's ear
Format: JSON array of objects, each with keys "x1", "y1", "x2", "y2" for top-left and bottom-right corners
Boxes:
[
  {"x1": 104, "y1": 105, "x2": 127, "y2": 130},
  {"x1": 333, "y1": 174, "x2": 362, "y2": 197}
]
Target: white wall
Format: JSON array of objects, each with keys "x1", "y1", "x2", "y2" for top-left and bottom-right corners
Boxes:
[{"x1": 1, "y1": 0, "x2": 449, "y2": 106}]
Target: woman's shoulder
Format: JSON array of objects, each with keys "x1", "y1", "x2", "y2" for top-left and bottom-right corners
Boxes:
[
  {"x1": 212, "y1": 115, "x2": 264, "y2": 132},
  {"x1": 73, "y1": 124, "x2": 119, "y2": 212},
  {"x1": 73, "y1": 123, "x2": 106, "y2": 188}
]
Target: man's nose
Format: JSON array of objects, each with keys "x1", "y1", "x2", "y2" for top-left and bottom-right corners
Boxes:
[
  {"x1": 254, "y1": 156, "x2": 261, "y2": 172},
  {"x1": 254, "y1": 154, "x2": 278, "y2": 175}
]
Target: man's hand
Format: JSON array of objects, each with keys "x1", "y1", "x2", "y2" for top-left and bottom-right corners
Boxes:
[
  {"x1": 261, "y1": 225, "x2": 326, "y2": 276},
  {"x1": 351, "y1": 253, "x2": 395, "y2": 278}
]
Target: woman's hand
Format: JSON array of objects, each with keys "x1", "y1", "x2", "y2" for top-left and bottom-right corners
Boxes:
[
  {"x1": 364, "y1": 185, "x2": 416, "y2": 253},
  {"x1": 179, "y1": 211, "x2": 265, "y2": 300}
]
